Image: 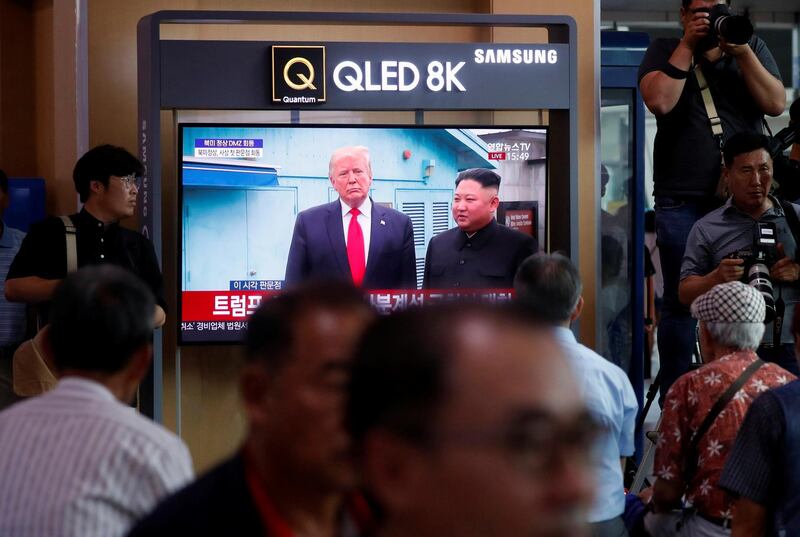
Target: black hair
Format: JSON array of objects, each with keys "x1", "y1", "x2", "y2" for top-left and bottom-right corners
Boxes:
[
  {"x1": 245, "y1": 282, "x2": 373, "y2": 370},
  {"x1": 514, "y1": 252, "x2": 582, "y2": 324},
  {"x1": 722, "y1": 131, "x2": 771, "y2": 168},
  {"x1": 682, "y1": 0, "x2": 730, "y2": 9},
  {"x1": 0, "y1": 168, "x2": 7, "y2": 194},
  {"x1": 73, "y1": 145, "x2": 144, "y2": 203},
  {"x1": 50, "y1": 265, "x2": 154, "y2": 374},
  {"x1": 455, "y1": 168, "x2": 501, "y2": 189}
]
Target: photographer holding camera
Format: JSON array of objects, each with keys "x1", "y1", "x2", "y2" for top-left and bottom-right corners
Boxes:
[
  {"x1": 639, "y1": 0, "x2": 785, "y2": 400},
  {"x1": 679, "y1": 133, "x2": 800, "y2": 375}
]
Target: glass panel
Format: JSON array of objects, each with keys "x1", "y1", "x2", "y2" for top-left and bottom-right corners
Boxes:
[{"x1": 599, "y1": 88, "x2": 634, "y2": 373}]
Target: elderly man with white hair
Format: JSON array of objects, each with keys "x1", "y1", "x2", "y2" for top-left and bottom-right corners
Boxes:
[{"x1": 647, "y1": 281, "x2": 796, "y2": 537}]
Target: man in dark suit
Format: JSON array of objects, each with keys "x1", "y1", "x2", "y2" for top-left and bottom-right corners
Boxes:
[
  {"x1": 423, "y1": 168, "x2": 537, "y2": 289},
  {"x1": 127, "y1": 283, "x2": 376, "y2": 537},
  {"x1": 285, "y1": 146, "x2": 417, "y2": 289}
]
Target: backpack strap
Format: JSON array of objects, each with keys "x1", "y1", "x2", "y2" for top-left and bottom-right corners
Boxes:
[{"x1": 59, "y1": 215, "x2": 78, "y2": 273}]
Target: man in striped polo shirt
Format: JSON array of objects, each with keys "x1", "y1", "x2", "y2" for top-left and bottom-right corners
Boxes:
[{"x1": 0, "y1": 265, "x2": 193, "y2": 537}]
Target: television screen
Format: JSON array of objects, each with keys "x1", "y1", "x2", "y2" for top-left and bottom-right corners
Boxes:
[{"x1": 179, "y1": 124, "x2": 547, "y2": 343}]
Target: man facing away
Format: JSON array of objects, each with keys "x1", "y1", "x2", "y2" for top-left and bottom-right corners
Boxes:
[
  {"x1": 285, "y1": 145, "x2": 417, "y2": 290},
  {"x1": 647, "y1": 281, "x2": 794, "y2": 536},
  {"x1": 515, "y1": 252, "x2": 638, "y2": 537},
  {"x1": 129, "y1": 283, "x2": 375, "y2": 537},
  {"x1": 348, "y1": 303, "x2": 597, "y2": 537},
  {"x1": 0, "y1": 265, "x2": 193, "y2": 537},
  {"x1": 5, "y1": 144, "x2": 166, "y2": 328}
]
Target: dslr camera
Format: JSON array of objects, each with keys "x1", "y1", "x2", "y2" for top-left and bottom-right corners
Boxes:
[
  {"x1": 696, "y1": 4, "x2": 753, "y2": 50},
  {"x1": 725, "y1": 222, "x2": 778, "y2": 322}
]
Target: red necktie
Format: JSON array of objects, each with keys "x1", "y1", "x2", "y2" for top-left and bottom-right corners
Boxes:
[{"x1": 347, "y1": 208, "x2": 366, "y2": 286}]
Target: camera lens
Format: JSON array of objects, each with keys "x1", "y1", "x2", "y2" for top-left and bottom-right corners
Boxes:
[
  {"x1": 715, "y1": 14, "x2": 753, "y2": 45},
  {"x1": 748, "y1": 264, "x2": 775, "y2": 323}
]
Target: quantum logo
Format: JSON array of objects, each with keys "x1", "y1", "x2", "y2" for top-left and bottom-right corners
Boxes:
[{"x1": 272, "y1": 46, "x2": 326, "y2": 104}]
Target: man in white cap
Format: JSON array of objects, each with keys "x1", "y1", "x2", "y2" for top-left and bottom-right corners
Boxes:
[{"x1": 647, "y1": 281, "x2": 796, "y2": 536}]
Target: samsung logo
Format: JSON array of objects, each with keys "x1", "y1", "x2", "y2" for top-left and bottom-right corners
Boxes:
[{"x1": 474, "y1": 48, "x2": 558, "y2": 65}]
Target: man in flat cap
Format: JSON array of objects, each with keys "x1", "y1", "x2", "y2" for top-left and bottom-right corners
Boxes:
[{"x1": 646, "y1": 281, "x2": 795, "y2": 536}]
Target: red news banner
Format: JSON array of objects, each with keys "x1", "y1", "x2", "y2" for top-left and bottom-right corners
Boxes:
[{"x1": 182, "y1": 289, "x2": 515, "y2": 322}]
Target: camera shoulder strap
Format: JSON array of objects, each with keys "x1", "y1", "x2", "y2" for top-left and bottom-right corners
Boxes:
[{"x1": 694, "y1": 64, "x2": 725, "y2": 153}]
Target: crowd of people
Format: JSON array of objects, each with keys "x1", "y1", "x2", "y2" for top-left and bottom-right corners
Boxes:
[
  {"x1": 636, "y1": 1, "x2": 799, "y2": 535},
  {"x1": 1, "y1": 0, "x2": 800, "y2": 535}
]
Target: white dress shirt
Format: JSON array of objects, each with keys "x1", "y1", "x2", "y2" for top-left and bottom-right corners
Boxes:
[
  {"x1": 340, "y1": 197, "x2": 372, "y2": 266},
  {"x1": 0, "y1": 377, "x2": 194, "y2": 537}
]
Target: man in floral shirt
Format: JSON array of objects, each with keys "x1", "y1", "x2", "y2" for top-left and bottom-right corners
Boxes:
[{"x1": 648, "y1": 281, "x2": 796, "y2": 536}]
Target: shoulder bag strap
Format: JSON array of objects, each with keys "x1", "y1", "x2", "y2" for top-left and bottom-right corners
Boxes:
[
  {"x1": 684, "y1": 359, "x2": 765, "y2": 483},
  {"x1": 59, "y1": 215, "x2": 78, "y2": 273}
]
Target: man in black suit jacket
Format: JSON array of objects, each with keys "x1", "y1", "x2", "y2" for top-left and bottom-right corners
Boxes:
[
  {"x1": 127, "y1": 283, "x2": 376, "y2": 537},
  {"x1": 423, "y1": 168, "x2": 537, "y2": 289},
  {"x1": 285, "y1": 146, "x2": 416, "y2": 289}
]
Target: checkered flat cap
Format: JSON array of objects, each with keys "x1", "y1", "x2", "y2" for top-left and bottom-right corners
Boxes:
[{"x1": 691, "y1": 281, "x2": 765, "y2": 323}]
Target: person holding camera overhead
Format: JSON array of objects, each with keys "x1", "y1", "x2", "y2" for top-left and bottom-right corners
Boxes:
[
  {"x1": 639, "y1": 0, "x2": 785, "y2": 401},
  {"x1": 679, "y1": 133, "x2": 800, "y2": 375}
]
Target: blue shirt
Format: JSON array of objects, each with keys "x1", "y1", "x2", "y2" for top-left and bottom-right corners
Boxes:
[
  {"x1": 553, "y1": 326, "x2": 638, "y2": 522},
  {"x1": 0, "y1": 222, "x2": 26, "y2": 346}
]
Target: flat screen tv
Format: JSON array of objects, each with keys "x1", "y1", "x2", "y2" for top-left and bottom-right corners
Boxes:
[{"x1": 179, "y1": 124, "x2": 547, "y2": 343}]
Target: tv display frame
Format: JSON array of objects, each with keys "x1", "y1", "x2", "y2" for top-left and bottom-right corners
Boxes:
[{"x1": 177, "y1": 123, "x2": 548, "y2": 344}]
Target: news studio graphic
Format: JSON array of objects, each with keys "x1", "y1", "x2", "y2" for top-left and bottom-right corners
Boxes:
[
  {"x1": 179, "y1": 124, "x2": 547, "y2": 343},
  {"x1": 272, "y1": 45, "x2": 326, "y2": 104}
]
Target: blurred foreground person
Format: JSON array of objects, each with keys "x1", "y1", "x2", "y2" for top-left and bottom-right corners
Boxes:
[
  {"x1": 348, "y1": 303, "x2": 597, "y2": 537},
  {"x1": 129, "y1": 283, "x2": 375, "y2": 537},
  {"x1": 0, "y1": 265, "x2": 193, "y2": 537},
  {"x1": 515, "y1": 253, "x2": 638, "y2": 537}
]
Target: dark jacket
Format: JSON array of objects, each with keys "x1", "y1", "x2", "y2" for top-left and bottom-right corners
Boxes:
[
  {"x1": 423, "y1": 219, "x2": 537, "y2": 289},
  {"x1": 127, "y1": 453, "x2": 263, "y2": 537},
  {"x1": 284, "y1": 200, "x2": 417, "y2": 290}
]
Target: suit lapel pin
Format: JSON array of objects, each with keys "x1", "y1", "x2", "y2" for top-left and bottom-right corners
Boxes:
[{"x1": 380, "y1": 220, "x2": 386, "y2": 226}]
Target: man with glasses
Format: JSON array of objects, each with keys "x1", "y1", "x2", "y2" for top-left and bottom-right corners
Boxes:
[
  {"x1": 515, "y1": 253, "x2": 638, "y2": 537},
  {"x1": 347, "y1": 303, "x2": 597, "y2": 537},
  {"x1": 5, "y1": 145, "x2": 166, "y2": 327}
]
